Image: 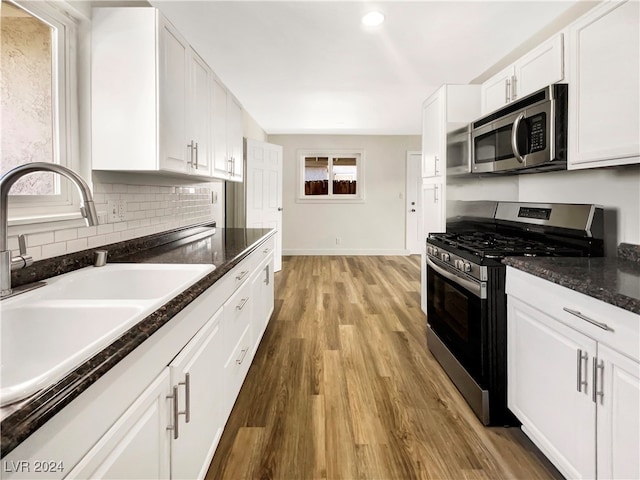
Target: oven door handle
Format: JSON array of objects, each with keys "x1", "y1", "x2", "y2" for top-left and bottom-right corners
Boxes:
[{"x1": 427, "y1": 257, "x2": 486, "y2": 299}]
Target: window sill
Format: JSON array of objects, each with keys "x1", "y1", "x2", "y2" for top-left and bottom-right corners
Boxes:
[{"x1": 7, "y1": 212, "x2": 88, "y2": 236}]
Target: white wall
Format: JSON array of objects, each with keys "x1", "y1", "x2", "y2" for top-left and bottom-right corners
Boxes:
[
  {"x1": 518, "y1": 165, "x2": 640, "y2": 247},
  {"x1": 447, "y1": 165, "x2": 640, "y2": 254},
  {"x1": 268, "y1": 134, "x2": 421, "y2": 255}
]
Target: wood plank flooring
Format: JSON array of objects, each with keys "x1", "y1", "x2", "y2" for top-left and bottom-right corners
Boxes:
[{"x1": 206, "y1": 255, "x2": 562, "y2": 480}]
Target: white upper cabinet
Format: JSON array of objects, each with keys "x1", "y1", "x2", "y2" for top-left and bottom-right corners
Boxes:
[
  {"x1": 211, "y1": 78, "x2": 244, "y2": 182},
  {"x1": 92, "y1": 7, "x2": 243, "y2": 180},
  {"x1": 481, "y1": 34, "x2": 564, "y2": 114},
  {"x1": 567, "y1": 0, "x2": 640, "y2": 169}
]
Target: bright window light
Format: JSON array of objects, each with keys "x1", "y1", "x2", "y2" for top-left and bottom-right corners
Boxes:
[{"x1": 361, "y1": 11, "x2": 385, "y2": 27}]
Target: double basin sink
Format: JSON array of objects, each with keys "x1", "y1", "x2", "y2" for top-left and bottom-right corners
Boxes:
[{"x1": 0, "y1": 263, "x2": 214, "y2": 407}]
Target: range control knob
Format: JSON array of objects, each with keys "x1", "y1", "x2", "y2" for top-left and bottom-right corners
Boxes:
[
  {"x1": 454, "y1": 259, "x2": 462, "y2": 270},
  {"x1": 440, "y1": 253, "x2": 450, "y2": 262},
  {"x1": 462, "y1": 262, "x2": 472, "y2": 273},
  {"x1": 428, "y1": 246, "x2": 439, "y2": 257}
]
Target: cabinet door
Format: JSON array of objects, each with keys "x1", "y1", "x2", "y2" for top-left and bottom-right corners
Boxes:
[
  {"x1": 158, "y1": 16, "x2": 189, "y2": 173},
  {"x1": 568, "y1": 0, "x2": 640, "y2": 168},
  {"x1": 227, "y1": 96, "x2": 244, "y2": 182},
  {"x1": 421, "y1": 92, "x2": 443, "y2": 178},
  {"x1": 507, "y1": 297, "x2": 596, "y2": 479},
  {"x1": 170, "y1": 307, "x2": 225, "y2": 480},
  {"x1": 66, "y1": 370, "x2": 171, "y2": 480},
  {"x1": 480, "y1": 65, "x2": 513, "y2": 114},
  {"x1": 211, "y1": 78, "x2": 230, "y2": 179},
  {"x1": 513, "y1": 34, "x2": 564, "y2": 101},
  {"x1": 596, "y1": 344, "x2": 640, "y2": 480},
  {"x1": 421, "y1": 180, "x2": 444, "y2": 236},
  {"x1": 189, "y1": 51, "x2": 212, "y2": 176},
  {"x1": 250, "y1": 255, "x2": 274, "y2": 356}
]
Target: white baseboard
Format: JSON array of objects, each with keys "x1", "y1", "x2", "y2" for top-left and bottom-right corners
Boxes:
[{"x1": 282, "y1": 249, "x2": 411, "y2": 256}]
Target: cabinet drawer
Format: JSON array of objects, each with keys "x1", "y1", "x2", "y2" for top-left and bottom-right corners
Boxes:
[
  {"x1": 223, "y1": 324, "x2": 252, "y2": 416},
  {"x1": 506, "y1": 267, "x2": 640, "y2": 361},
  {"x1": 223, "y1": 279, "x2": 252, "y2": 351}
]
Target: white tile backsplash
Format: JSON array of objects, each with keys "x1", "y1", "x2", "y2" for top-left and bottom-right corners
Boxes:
[{"x1": 9, "y1": 181, "x2": 217, "y2": 261}]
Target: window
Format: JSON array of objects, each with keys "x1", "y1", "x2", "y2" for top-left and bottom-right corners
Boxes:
[
  {"x1": 297, "y1": 150, "x2": 364, "y2": 202},
  {"x1": 1, "y1": 0, "x2": 83, "y2": 223}
]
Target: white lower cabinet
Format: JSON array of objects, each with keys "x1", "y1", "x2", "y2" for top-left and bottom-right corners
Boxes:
[
  {"x1": 2, "y1": 236, "x2": 276, "y2": 480},
  {"x1": 250, "y1": 255, "x2": 275, "y2": 357},
  {"x1": 507, "y1": 267, "x2": 640, "y2": 480},
  {"x1": 66, "y1": 370, "x2": 172, "y2": 480},
  {"x1": 169, "y1": 307, "x2": 225, "y2": 480}
]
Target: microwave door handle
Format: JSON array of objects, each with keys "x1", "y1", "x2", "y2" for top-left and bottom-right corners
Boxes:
[{"x1": 511, "y1": 112, "x2": 526, "y2": 164}]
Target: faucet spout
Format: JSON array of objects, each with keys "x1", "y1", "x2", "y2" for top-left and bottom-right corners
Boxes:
[{"x1": 0, "y1": 162, "x2": 98, "y2": 297}]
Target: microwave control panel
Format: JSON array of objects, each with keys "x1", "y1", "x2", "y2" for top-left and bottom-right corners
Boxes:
[{"x1": 528, "y1": 113, "x2": 546, "y2": 152}]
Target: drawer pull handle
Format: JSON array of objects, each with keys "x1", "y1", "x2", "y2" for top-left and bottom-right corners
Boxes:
[
  {"x1": 236, "y1": 297, "x2": 249, "y2": 311},
  {"x1": 236, "y1": 270, "x2": 249, "y2": 281},
  {"x1": 236, "y1": 348, "x2": 248, "y2": 365},
  {"x1": 263, "y1": 265, "x2": 270, "y2": 285},
  {"x1": 263, "y1": 248, "x2": 270, "y2": 254},
  {"x1": 563, "y1": 307, "x2": 612, "y2": 332}
]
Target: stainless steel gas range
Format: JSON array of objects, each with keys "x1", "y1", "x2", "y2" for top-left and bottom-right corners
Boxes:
[{"x1": 425, "y1": 201, "x2": 605, "y2": 426}]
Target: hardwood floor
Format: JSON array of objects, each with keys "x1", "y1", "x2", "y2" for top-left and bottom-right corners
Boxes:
[{"x1": 206, "y1": 255, "x2": 562, "y2": 480}]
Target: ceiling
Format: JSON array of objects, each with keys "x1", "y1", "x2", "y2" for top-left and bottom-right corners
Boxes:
[{"x1": 150, "y1": 1, "x2": 581, "y2": 135}]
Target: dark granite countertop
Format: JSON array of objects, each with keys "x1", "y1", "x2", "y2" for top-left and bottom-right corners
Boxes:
[
  {"x1": 503, "y1": 243, "x2": 640, "y2": 315},
  {"x1": 1, "y1": 223, "x2": 275, "y2": 457}
]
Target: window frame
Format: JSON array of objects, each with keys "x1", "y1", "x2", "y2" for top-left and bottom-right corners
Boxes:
[
  {"x1": 3, "y1": 0, "x2": 85, "y2": 226},
  {"x1": 296, "y1": 149, "x2": 365, "y2": 203}
]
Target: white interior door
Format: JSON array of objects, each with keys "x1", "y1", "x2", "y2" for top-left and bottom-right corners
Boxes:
[
  {"x1": 245, "y1": 139, "x2": 283, "y2": 271},
  {"x1": 405, "y1": 152, "x2": 422, "y2": 254}
]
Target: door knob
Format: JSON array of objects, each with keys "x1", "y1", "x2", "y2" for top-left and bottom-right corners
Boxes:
[
  {"x1": 410, "y1": 209, "x2": 416, "y2": 213},
  {"x1": 278, "y1": 207, "x2": 283, "y2": 211}
]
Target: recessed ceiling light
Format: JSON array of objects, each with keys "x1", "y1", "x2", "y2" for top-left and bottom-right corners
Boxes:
[{"x1": 361, "y1": 11, "x2": 385, "y2": 27}]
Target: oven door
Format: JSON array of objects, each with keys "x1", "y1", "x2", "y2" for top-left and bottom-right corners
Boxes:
[{"x1": 426, "y1": 256, "x2": 487, "y2": 383}]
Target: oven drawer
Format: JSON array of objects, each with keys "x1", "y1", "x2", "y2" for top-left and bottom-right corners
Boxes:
[{"x1": 506, "y1": 267, "x2": 639, "y2": 361}]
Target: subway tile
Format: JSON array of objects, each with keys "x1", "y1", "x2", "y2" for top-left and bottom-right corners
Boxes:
[
  {"x1": 54, "y1": 228, "x2": 78, "y2": 242},
  {"x1": 67, "y1": 238, "x2": 88, "y2": 253},
  {"x1": 113, "y1": 221, "x2": 128, "y2": 232},
  {"x1": 127, "y1": 202, "x2": 141, "y2": 212},
  {"x1": 27, "y1": 232, "x2": 55, "y2": 247},
  {"x1": 127, "y1": 220, "x2": 141, "y2": 229},
  {"x1": 87, "y1": 235, "x2": 107, "y2": 248},
  {"x1": 94, "y1": 183, "x2": 112, "y2": 193},
  {"x1": 28, "y1": 245, "x2": 43, "y2": 261},
  {"x1": 42, "y1": 242, "x2": 68, "y2": 258},
  {"x1": 133, "y1": 211, "x2": 146, "y2": 220},
  {"x1": 104, "y1": 232, "x2": 122, "y2": 244},
  {"x1": 77, "y1": 226, "x2": 97, "y2": 238},
  {"x1": 97, "y1": 224, "x2": 114, "y2": 235}
]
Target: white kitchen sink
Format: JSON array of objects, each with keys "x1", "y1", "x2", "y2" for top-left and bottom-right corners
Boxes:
[
  {"x1": 34, "y1": 263, "x2": 214, "y2": 301},
  {"x1": 0, "y1": 263, "x2": 214, "y2": 406}
]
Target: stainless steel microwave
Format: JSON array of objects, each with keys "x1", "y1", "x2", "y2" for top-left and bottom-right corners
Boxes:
[{"x1": 470, "y1": 84, "x2": 568, "y2": 174}]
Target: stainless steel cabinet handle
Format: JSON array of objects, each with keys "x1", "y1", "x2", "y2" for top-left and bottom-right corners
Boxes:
[
  {"x1": 227, "y1": 158, "x2": 233, "y2": 175},
  {"x1": 166, "y1": 385, "x2": 180, "y2": 439},
  {"x1": 236, "y1": 270, "x2": 249, "y2": 281},
  {"x1": 576, "y1": 349, "x2": 588, "y2": 392},
  {"x1": 592, "y1": 358, "x2": 605, "y2": 404},
  {"x1": 187, "y1": 140, "x2": 194, "y2": 166},
  {"x1": 434, "y1": 185, "x2": 439, "y2": 203},
  {"x1": 563, "y1": 307, "x2": 613, "y2": 331},
  {"x1": 505, "y1": 78, "x2": 511, "y2": 103},
  {"x1": 263, "y1": 248, "x2": 270, "y2": 254},
  {"x1": 434, "y1": 156, "x2": 440, "y2": 175},
  {"x1": 236, "y1": 297, "x2": 249, "y2": 311},
  {"x1": 264, "y1": 265, "x2": 270, "y2": 285},
  {"x1": 236, "y1": 348, "x2": 248, "y2": 365},
  {"x1": 179, "y1": 373, "x2": 191, "y2": 423},
  {"x1": 511, "y1": 75, "x2": 518, "y2": 100},
  {"x1": 194, "y1": 142, "x2": 199, "y2": 169}
]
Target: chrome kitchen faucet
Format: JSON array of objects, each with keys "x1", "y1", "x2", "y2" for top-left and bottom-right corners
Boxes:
[{"x1": 0, "y1": 163, "x2": 99, "y2": 298}]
